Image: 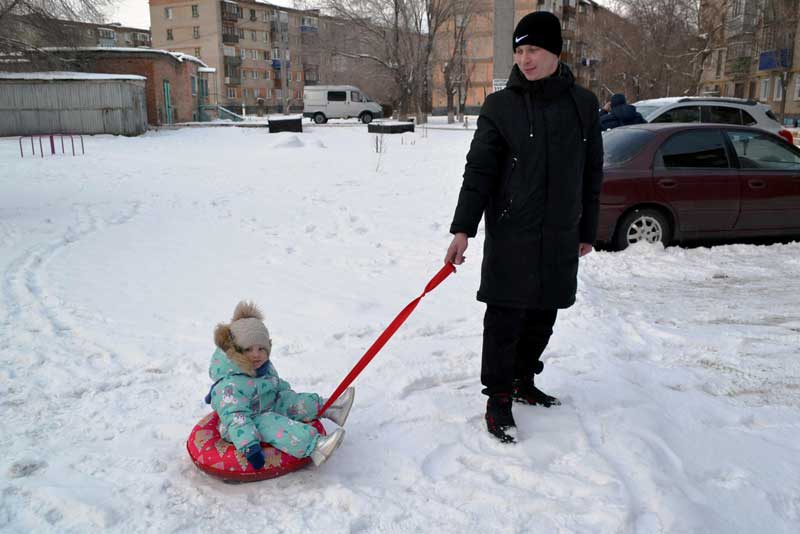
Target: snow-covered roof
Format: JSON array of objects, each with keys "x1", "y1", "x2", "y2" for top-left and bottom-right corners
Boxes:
[
  {"x1": 40, "y1": 47, "x2": 209, "y2": 68},
  {"x1": 0, "y1": 71, "x2": 146, "y2": 81}
]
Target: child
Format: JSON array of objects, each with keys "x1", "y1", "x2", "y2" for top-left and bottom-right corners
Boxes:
[{"x1": 206, "y1": 300, "x2": 354, "y2": 469}]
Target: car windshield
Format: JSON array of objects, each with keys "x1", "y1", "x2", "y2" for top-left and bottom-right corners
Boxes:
[{"x1": 602, "y1": 128, "x2": 656, "y2": 167}]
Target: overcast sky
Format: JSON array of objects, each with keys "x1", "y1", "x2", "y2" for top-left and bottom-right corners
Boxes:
[{"x1": 105, "y1": 0, "x2": 612, "y2": 30}]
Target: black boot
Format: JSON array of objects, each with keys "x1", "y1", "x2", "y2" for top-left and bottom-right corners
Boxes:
[
  {"x1": 512, "y1": 378, "x2": 561, "y2": 407},
  {"x1": 485, "y1": 394, "x2": 516, "y2": 443}
]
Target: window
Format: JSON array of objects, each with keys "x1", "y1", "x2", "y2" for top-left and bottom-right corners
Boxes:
[
  {"x1": 651, "y1": 106, "x2": 700, "y2": 123},
  {"x1": 715, "y1": 50, "x2": 723, "y2": 78},
  {"x1": 266, "y1": 89, "x2": 272, "y2": 99},
  {"x1": 191, "y1": 76, "x2": 197, "y2": 96},
  {"x1": 98, "y1": 29, "x2": 116, "y2": 40},
  {"x1": 706, "y1": 106, "x2": 742, "y2": 125},
  {"x1": 351, "y1": 91, "x2": 361, "y2": 102},
  {"x1": 193, "y1": 26, "x2": 199, "y2": 38},
  {"x1": 741, "y1": 110, "x2": 756, "y2": 125},
  {"x1": 328, "y1": 91, "x2": 346, "y2": 102},
  {"x1": 223, "y1": 46, "x2": 235, "y2": 56},
  {"x1": 795, "y1": 74, "x2": 800, "y2": 100},
  {"x1": 166, "y1": 29, "x2": 173, "y2": 41},
  {"x1": 272, "y1": 47, "x2": 280, "y2": 59},
  {"x1": 238, "y1": 28, "x2": 245, "y2": 38},
  {"x1": 263, "y1": 50, "x2": 269, "y2": 61},
  {"x1": 250, "y1": 9, "x2": 257, "y2": 21},
  {"x1": 191, "y1": 4, "x2": 199, "y2": 17},
  {"x1": 657, "y1": 130, "x2": 729, "y2": 169},
  {"x1": 251, "y1": 31, "x2": 257, "y2": 41},
  {"x1": 227, "y1": 87, "x2": 237, "y2": 98},
  {"x1": 254, "y1": 88, "x2": 261, "y2": 98},
  {"x1": 264, "y1": 70, "x2": 270, "y2": 80},
  {"x1": 726, "y1": 130, "x2": 800, "y2": 170},
  {"x1": 194, "y1": 47, "x2": 201, "y2": 58},
  {"x1": 250, "y1": 49, "x2": 258, "y2": 60},
  {"x1": 287, "y1": 71, "x2": 291, "y2": 82},
  {"x1": 761, "y1": 78, "x2": 770, "y2": 100},
  {"x1": 250, "y1": 70, "x2": 258, "y2": 79},
  {"x1": 240, "y1": 48, "x2": 246, "y2": 59},
  {"x1": 165, "y1": 7, "x2": 173, "y2": 19},
  {"x1": 602, "y1": 129, "x2": 656, "y2": 167},
  {"x1": 774, "y1": 76, "x2": 783, "y2": 101},
  {"x1": 243, "y1": 88, "x2": 249, "y2": 98}
]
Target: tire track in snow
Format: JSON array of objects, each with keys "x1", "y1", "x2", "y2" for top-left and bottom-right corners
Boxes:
[{"x1": 2, "y1": 202, "x2": 141, "y2": 344}]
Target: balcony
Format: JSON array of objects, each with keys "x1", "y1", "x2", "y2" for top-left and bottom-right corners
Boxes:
[
  {"x1": 272, "y1": 59, "x2": 289, "y2": 69},
  {"x1": 221, "y1": 1, "x2": 241, "y2": 22},
  {"x1": 222, "y1": 33, "x2": 239, "y2": 44},
  {"x1": 300, "y1": 25, "x2": 318, "y2": 33},
  {"x1": 725, "y1": 56, "x2": 751, "y2": 78},
  {"x1": 270, "y1": 21, "x2": 288, "y2": 33},
  {"x1": 759, "y1": 48, "x2": 791, "y2": 71},
  {"x1": 224, "y1": 76, "x2": 241, "y2": 86},
  {"x1": 224, "y1": 56, "x2": 242, "y2": 67}
]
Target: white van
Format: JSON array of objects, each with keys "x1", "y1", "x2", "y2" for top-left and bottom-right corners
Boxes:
[{"x1": 303, "y1": 85, "x2": 383, "y2": 124}]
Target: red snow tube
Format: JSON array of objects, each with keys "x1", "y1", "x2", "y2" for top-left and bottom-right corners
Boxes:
[{"x1": 186, "y1": 412, "x2": 326, "y2": 482}]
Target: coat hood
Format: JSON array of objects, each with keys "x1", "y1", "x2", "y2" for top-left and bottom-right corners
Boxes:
[
  {"x1": 506, "y1": 62, "x2": 575, "y2": 100},
  {"x1": 213, "y1": 301, "x2": 270, "y2": 377},
  {"x1": 611, "y1": 103, "x2": 640, "y2": 123}
]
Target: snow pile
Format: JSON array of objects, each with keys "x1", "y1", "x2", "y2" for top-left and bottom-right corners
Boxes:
[{"x1": 1, "y1": 126, "x2": 798, "y2": 533}]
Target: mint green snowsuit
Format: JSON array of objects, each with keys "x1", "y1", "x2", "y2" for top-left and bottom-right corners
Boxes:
[{"x1": 208, "y1": 348, "x2": 322, "y2": 458}]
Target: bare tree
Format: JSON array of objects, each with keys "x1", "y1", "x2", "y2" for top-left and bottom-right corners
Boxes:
[
  {"x1": 323, "y1": 0, "x2": 453, "y2": 121},
  {"x1": 0, "y1": 0, "x2": 113, "y2": 58},
  {"x1": 437, "y1": 0, "x2": 483, "y2": 123},
  {"x1": 597, "y1": 0, "x2": 702, "y2": 99}
]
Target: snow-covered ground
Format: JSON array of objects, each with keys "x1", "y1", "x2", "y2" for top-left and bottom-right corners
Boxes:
[{"x1": 1, "y1": 125, "x2": 799, "y2": 534}]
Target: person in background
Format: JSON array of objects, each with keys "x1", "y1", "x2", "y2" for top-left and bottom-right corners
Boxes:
[{"x1": 599, "y1": 93, "x2": 646, "y2": 130}]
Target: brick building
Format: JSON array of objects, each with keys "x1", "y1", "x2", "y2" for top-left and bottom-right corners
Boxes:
[
  {"x1": 25, "y1": 48, "x2": 214, "y2": 125},
  {"x1": 432, "y1": 0, "x2": 621, "y2": 115}
]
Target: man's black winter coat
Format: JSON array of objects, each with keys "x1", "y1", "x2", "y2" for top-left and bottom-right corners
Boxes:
[{"x1": 449, "y1": 63, "x2": 603, "y2": 309}]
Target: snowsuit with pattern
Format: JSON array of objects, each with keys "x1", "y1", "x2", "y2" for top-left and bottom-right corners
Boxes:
[{"x1": 208, "y1": 347, "x2": 322, "y2": 458}]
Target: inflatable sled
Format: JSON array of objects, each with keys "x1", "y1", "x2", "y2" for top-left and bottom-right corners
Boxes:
[{"x1": 187, "y1": 412, "x2": 326, "y2": 482}]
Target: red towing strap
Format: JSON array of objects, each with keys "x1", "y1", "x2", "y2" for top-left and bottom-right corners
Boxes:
[{"x1": 317, "y1": 262, "x2": 457, "y2": 417}]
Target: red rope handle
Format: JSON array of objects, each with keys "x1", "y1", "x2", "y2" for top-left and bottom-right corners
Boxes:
[{"x1": 317, "y1": 263, "x2": 456, "y2": 417}]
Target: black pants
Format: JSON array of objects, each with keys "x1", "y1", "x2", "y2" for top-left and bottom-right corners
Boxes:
[{"x1": 481, "y1": 305, "x2": 558, "y2": 396}]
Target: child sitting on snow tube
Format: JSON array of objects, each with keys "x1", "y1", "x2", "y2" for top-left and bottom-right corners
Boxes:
[{"x1": 206, "y1": 300, "x2": 354, "y2": 469}]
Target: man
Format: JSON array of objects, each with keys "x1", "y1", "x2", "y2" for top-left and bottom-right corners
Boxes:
[
  {"x1": 599, "y1": 93, "x2": 646, "y2": 130},
  {"x1": 444, "y1": 11, "x2": 603, "y2": 443}
]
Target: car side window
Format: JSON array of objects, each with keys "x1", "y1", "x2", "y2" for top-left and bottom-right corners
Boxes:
[
  {"x1": 351, "y1": 91, "x2": 361, "y2": 102},
  {"x1": 741, "y1": 110, "x2": 757, "y2": 125},
  {"x1": 706, "y1": 106, "x2": 742, "y2": 125},
  {"x1": 725, "y1": 130, "x2": 800, "y2": 170},
  {"x1": 328, "y1": 91, "x2": 346, "y2": 102},
  {"x1": 651, "y1": 106, "x2": 700, "y2": 123},
  {"x1": 656, "y1": 130, "x2": 730, "y2": 168}
]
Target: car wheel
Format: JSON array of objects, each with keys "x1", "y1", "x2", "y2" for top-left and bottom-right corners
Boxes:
[
  {"x1": 361, "y1": 112, "x2": 373, "y2": 124},
  {"x1": 313, "y1": 113, "x2": 327, "y2": 124},
  {"x1": 614, "y1": 208, "x2": 672, "y2": 250}
]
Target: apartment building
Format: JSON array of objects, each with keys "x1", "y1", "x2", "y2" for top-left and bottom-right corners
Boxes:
[
  {"x1": 699, "y1": 0, "x2": 800, "y2": 122},
  {"x1": 432, "y1": 0, "x2": 616, "y2": 114},
  {"x1": 150, "y1": 0, "x2": 322, "y2": 112},
  {"x1": 4, "y1": 15, "x2": 151, "y2": 48}
]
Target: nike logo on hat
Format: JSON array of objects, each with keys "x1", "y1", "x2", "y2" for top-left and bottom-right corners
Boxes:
[{"x1": 515, "y1": 34, "x2": 528, "y2": 43}]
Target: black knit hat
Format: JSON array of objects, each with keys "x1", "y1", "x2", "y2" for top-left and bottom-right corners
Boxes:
[{"x1": 512, "y1": 11, "x2": 563, "y2": 56}]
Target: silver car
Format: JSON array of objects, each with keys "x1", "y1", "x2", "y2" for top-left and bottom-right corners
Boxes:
[{"x1": 631, "y1": 96, "x2": 795, "y2": 144}]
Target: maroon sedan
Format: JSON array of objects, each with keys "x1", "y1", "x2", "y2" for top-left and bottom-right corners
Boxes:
[{"x1": 597, "y1": 123, "x2": 800, "y2": 250}]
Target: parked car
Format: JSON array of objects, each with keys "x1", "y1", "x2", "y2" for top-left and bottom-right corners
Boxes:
[
  {"x1": 597, "y1": 123, "x2": 800, "y2": 250},
  {"x1": 631, "y1": 96, "x2": 795, "y2": 144},
  {"x1": 303, "y1": 85, "x2": 383, "y2": 124}
]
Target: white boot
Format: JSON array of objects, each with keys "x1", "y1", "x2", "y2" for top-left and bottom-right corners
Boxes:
[
  {"x1": 322, "y1": 387, "x2": 355, "y2": 427},
  {"x1": 310, "y1": 427, "x2": 345, "y2": 466}
]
